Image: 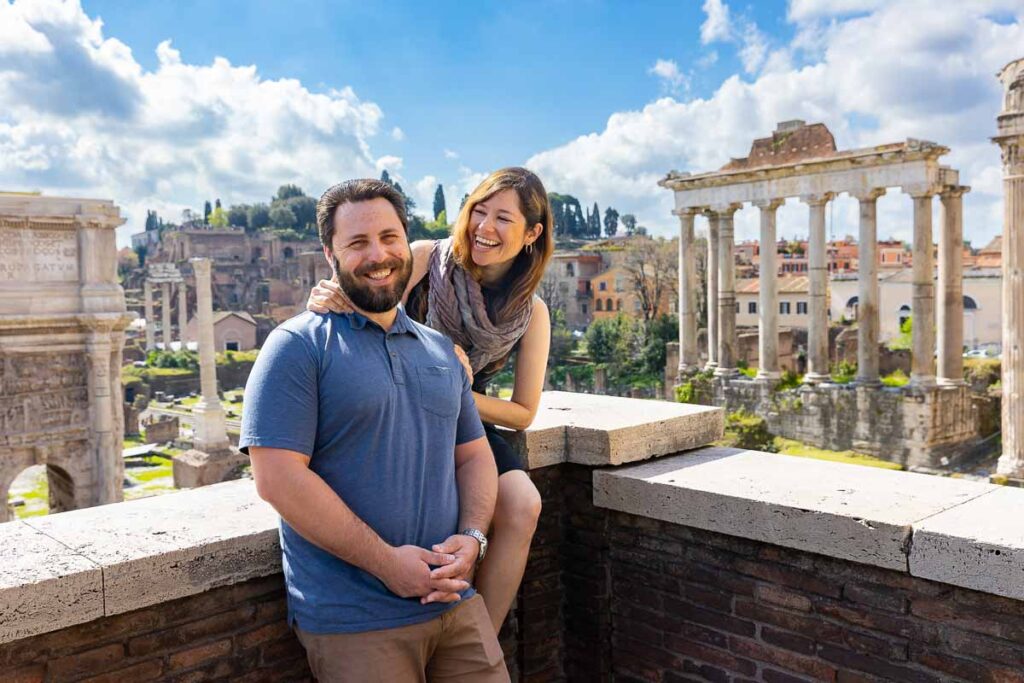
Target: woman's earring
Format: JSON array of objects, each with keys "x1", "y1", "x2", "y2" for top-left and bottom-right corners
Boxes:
[{"x1": 526, "y1": 242, "x2": 534, "y2": 255}]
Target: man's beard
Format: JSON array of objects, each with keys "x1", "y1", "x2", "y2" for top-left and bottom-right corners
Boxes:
[{"x1": 333, "y1": 253, "x2": 413, "y2": 313}]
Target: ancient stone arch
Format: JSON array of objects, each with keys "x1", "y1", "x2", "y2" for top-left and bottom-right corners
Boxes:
[{"x1": 0, "y1": 193, "x2": 131, "y2": 521}]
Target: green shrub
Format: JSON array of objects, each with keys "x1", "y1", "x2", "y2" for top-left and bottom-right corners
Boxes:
[
  {"x1": 738, "y1": 366, "x2": 757, "y2": 379},
  {"x1": 723, "y1": 410, "x2": 777, "y2": 451},
  {"x1": 963, "y1": 358, "x2": 1000, "y2": 389},
  {"x1": 881, "y1": 369, "x2": 909, "y2": 387},
  {"x1": 675, "y1": 369, "x2": 714, "y2": 404},
  {"x1": 831, "y1": 359, "x2": 857, "y2": 384},
  {"x1": 775, "y1": 370, "x2": 802, "y2": 392}
]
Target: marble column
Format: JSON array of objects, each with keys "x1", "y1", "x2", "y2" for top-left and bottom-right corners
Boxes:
[
  {"x1": 177, "y1": 281, "x2": 188, "y2": 346},
  {"x1": 190, "y1": 258, "x2": 229, "y2": 452},
  {"x1": 908, "y1": 188, "x2": 937, "y2": 388},
  {"x1": 160, "y1": 282, "x2": 172, "y2": 350},
  {"x1": 854, "y1": 189, "x2": 885, "y2": 385},
  {"x1": 938, "y1": 187, "x2": 968, "y2": 385},
  {"x1": 675, "y1": 208, "x2": 700, "y2": 374},
  {"x1": 995, "y1": 56, "x2": 1024, "y2": 478},
  {"x1": 705, "y1": 212, "x2": 719, "y2": 370},
  {"x1": 85, "y1": 328, "x2": 121, "y2": 506},
  {"x1": 754, "y1": 199, "x2": 784, "y2": 381},
  {"x1": 143, "y1": 280, "x2": 155, "y2": 351},
  {"x1": 802, "y1": 193, "x2": 833, "y2": 384},
  {"x1": 714, "y1": 204, "x2": 741, "y2": 377}
]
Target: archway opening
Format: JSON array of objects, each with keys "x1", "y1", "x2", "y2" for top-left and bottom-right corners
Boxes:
[{"x1": 6, "y1": 464, "x2": 48, "y2": 521}]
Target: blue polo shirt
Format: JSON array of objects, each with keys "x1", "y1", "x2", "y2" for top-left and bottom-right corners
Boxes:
[{"x1": 239, "y1": 308, "x2": 485, "y2": 633}]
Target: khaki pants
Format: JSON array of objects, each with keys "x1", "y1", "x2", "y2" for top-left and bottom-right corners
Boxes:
[{"x1": 295, "y1": 594, "x2": 509, "y2": 683}]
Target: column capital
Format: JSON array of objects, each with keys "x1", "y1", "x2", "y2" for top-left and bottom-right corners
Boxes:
[
  {"x1": 939, "y1": 185, "x2": 970, "y2": 199},
  {"x1": 850, "y1": 188, "x2": 886, "y2": 202},
  {"x1": 752, "y1": 198, "x2": 785, "y2": 210},
  {"x1": 903, "y1": 184, "x2": 940, "y2": 199},
  {"x1": 799, "y1": 192, "x2": 834, "y2": 206},
  {"x1": 672, "y1": 207, "x2": 702, "y2": 218},
  {"x1": 707, "y1": 202, "x2": 742, "y2": 217}
]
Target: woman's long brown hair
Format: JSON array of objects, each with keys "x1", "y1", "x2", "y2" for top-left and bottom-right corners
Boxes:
[{"x1": 451, "y1": 167, "x2": 554, "y2": 319}]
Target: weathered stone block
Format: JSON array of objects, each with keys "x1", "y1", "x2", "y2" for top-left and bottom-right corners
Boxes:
[
  {"x1": 909, "y1": 486, "x2": 1024, "y2": 601},
  {"x1": 23, "y1": 480, "x2": 280, "y2": 618},
  {"x1": 0, "y1": 522, "x2": 103, "y2": 644},
  {"x1": 593, "y1": 447, "x2": 997, "y2": 570},
  {"x1": 172, "y1": 447, "x2": 249, "y2": 488},
  {"x1": 143, "y1": 415, "x2": 179, "y2": 444}
]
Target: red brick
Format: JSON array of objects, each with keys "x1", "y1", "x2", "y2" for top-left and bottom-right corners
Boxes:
[
  {"x1": 4, "y1": 664, "x2": 45, "y2": 683},
  {"x1": 842, "y1": 629, "x2": 908, "y2": 662},
  {"x1": 237, "y1": 620, "x2": 293, "y2": 650},
  {"x1": 911, "y1": 598, "x2": 1024, "y2": 643},
  {"x1": 667, "y1": 638, "x2": 757, "y2": 677},
  {"x1": 818, "y1": 643, "x2": 940, "y2": 683},
  {"x1": 128, "y1": 605, "x2": 255, "y2": 656},
  {"x1": 167, "y1": 638, "x2": 232, "y2": 671},
  {"x1": 944, "y1": 629, "x2": 1024, "y2": 668},
  {"x1": 78, "y1": 660, "x2": 164, "y2": 683},
  {"x1": 761, "y1": 626, "x2": 816, "y2": 656},
  {"x1": 735, "y1": 599, "x2": 845, "y2": 645},
  {"x1": 729, "y1": 636, "x2": 836, "y2": 681},
  {"x1": 664, "y1": 599, "x2": 756, "y2": 637},
  {"x1": 815, "y1": 599, "x2": 934, "y2": 643},
  {"x1": 734, "y1": 559, "x2": 842, "y2": 598},
  {"x1": 678, "y1": 659, "x2": 731, "y2": 683},
  {"x1": 842, "y1": 582, "x2": 908, "y2": 614},
  {"x1": 260, "y1": 634, "x2": 306, "y2": 665},
  {"x1": 756, "y1": 584, "x2": 813, "y2": 612},
  {"x1": 664, "y1": 622, "x2": 729, "y2": 651},
  {"x1": 763, "y1": 668, "x2": 816, "y2": 683},
  {"x1": 909, "y1": 645, "x2": 1024, "y2": 683},
  {"x1": 48, "y1": 643, "x2": 125, "y2": 681},
  {"x1": 953, "y1": 587, "x2": 1024, "y2": 618},
  {"x1": 611, "y1": 634, "x2": 680, "y2": 670}
]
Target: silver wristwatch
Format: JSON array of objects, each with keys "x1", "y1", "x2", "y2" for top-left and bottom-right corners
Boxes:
[{"x1": 460, "y1": 528, "x2": 488, "y2": 563}]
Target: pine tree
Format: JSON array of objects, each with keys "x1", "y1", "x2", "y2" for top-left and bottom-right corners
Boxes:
[
  {"x1": 203, "y1": 201, "x2": 212, "y2": 224},
  {"x1": 621, "y1": 213, "x2": 637, "y2": 236},
  {"x1": 604, "y1": 207, "x2": 619, "y2": 237},
  {"x1": 572, "y1": 202, "x2": 586, "y2": 238},
  {"x1": 380, "y1": 170, "x2": 392, "y2": 185},
  {"x1": 215, "y1": 198, "x2": 222, "y2": 210},
  {"x1": 433, "y1": 185, "x2": 447, "y2": 221},
  {"x1": 591, "y1": 203, "x2": 601, "y2": 238}
]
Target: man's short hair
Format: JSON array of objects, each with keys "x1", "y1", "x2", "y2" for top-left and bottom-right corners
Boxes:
[{"x1": 316, "y1": 179, "x2": 408, "y2": 248}]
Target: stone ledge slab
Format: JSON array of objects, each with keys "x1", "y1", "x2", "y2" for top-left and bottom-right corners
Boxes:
[
  {"x1": 0, "y1": 521, "x2": 103, "y2": 644},
  {"x1": 910, "y1": 486, "x2": 1024, "y2": 601},
  {"x1": 24, "y1": 479, "x2": 280, "y2": 618},
  {"x1": 508, "y1": 392, "x2": 723, "y2": 469},
  {"x1": 594, "y1": 447, "x2": 998, "y2": 570}
]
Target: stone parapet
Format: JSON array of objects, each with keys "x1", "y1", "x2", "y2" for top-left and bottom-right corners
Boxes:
[{"x1": 595, "y1": 447, "x2": 1022, "y2": 599}]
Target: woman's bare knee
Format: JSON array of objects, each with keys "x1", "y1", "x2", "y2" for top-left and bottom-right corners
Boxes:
[{"x1": 495, "y1": 472, "x2": 542, "y2": 536}]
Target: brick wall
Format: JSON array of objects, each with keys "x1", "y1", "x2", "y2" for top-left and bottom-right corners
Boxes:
[
  {"x1": 0, "y1": 575, "x2": 310, "y2": 683},
  {"x1": 510, "y1": 463, "x2": 1024, "y2": 683}
]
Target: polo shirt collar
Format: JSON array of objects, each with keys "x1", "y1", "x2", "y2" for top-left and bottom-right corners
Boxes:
[{"x1": 343, "y1": 305, "x2": 420, "y2": 339}]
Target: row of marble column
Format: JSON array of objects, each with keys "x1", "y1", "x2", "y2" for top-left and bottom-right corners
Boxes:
[
  {"x1": 143, "y1": 280, "x2": 188, "y2": 351},
  {"x1": 675, "y1": 186, "x2": 969, "y2": 387}
]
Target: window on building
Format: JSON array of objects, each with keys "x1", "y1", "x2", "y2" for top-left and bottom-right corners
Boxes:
[
  {"x1": 963, "y1": 296, "x2": 978, "y2": 310},
  {"x1": 581, "y1": 304, "x2": 588, "y2": 315},
  {"x1": 615, "y1": 278, "x2": 623, "y2": 292},
  {"x1": 607, "y1": 298, "x2": 614, "y2": 311},
  {"x1": 596, "y1": 300, "x2": 603, "y2": 311},
  {"x1": 634, "y1": 299, "x2": 642, "y2": 311},
  {"x1": 797, "y1": 301, "x2": 808, "y2": 315},
  {"x1": 780, "y1": 301, "x2": 791, "y2": 314},
  {"x1": 566, "y1": 263, "x2": 575, "y2": 276},
  {"x1": 599, "y1": 281, "x2": 607, "y2": 291},
  {"x1": 617, "y1": 299, "x2": 623, "y2": 311},
  {"x1": 225, "y1": 341, "x2": 240, "y2": 352},
  {"x1": 736, "y1": 302, "x2": 740, "y2": 313},
  {"x1": 749, "y1": 302, "x2": 757, "y2": 314}
]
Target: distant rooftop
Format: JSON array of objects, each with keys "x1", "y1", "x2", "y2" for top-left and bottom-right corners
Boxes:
[{"x1": 720, "y1": 120, "x2": 838, "y2": 172}]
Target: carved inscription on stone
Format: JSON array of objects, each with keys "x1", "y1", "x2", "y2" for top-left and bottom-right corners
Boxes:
[
  {"x1": 0, "y1": 228, "x2": 79, "y2": 282},
  {"x1": 0, "y1": 352, "x2": 89, "y2": 446}
]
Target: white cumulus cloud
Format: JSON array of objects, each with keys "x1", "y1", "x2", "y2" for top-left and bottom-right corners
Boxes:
[
  {"x1": 0, "y1": 0, "x2": 393, "y2": 245},
  {"x1": 649, "y1": 59, "x2": 690, "y2": 95}
]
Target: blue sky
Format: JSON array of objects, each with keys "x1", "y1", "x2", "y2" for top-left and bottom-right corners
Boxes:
[{"x1": 1, "y1": 0, "x2": 1022, "y2": 247}]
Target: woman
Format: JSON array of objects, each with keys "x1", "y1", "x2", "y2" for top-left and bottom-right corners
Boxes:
[{"x1": 307, "y1": 167, "x2": 553, "y2": 632}]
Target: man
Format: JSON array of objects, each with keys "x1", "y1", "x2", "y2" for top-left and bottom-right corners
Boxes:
[{"x1": 241, "y1": 178, "x2": 507, "y2": 682}]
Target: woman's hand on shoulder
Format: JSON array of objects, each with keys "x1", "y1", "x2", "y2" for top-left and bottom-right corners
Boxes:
[
  {"x1": 306, "y1": 279, "x2": 354, "y2": 314},
  {"x1": 453, "y1": 344, "x2": 474, "y2": 385}
]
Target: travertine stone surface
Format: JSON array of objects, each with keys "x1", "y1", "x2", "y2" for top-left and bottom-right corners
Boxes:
[
  {"x1": 24, "y1": 479, "x2": 280, "y2": 618},
  {"x1": 674, "y1": 208, "x2": 700, "y2": 373},
  {"x1": 910, "y1": 486, "x2": 1024, "y2": 600},
  {"x1": 0, "y1": 522, "x2": 104, "y2": 644},
  {"x1": 705, "y1": 212, "x2": 719, "y2": 370},
  {"x1": 853, "y1": 189, "x2": 885, "y2": 384},
  {"x1": 909, "y1": 189, "x2": 937, "y2": 388},
  {"x1": 802, "y1": 193, "x2": 833, "y2": 384},
  {"x1": 753, "y1": 199, "x2": 783, "y2": 381},
  {"x1": 502, "y1": 392, "x2": 723, "y2": 469},
  {"x1": 594, "y1": 447, "x2": 997, "y2": 570}
]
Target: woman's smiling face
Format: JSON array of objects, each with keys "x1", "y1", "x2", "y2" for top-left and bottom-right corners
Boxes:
[{"x1": 468, "y1": 188, "x2": 537, "y2": 268}]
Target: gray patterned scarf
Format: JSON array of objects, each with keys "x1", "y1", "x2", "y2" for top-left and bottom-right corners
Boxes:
[{"x1": 425, "y1": 238, "x2": 534, "y2": 383}]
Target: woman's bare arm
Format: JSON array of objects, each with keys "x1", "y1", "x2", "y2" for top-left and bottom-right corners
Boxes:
[{"x1": 472, "y1": 297, "x2": 550, "y2": 431}]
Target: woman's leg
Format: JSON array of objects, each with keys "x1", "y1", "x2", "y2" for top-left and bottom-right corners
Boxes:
[{"x1": 475, "y1": 469, "x2": 542, "y2": 633}]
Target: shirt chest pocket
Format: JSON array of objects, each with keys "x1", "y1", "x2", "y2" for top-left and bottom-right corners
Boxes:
[{"x1": 417, "y1": 365, "x2": 460, "y2": 418}]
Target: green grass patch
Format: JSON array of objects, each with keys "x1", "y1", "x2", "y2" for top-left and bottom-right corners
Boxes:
[
  {"x1": 881, "y1": 369, "x2": 909, "y2": 387},
  {"x1": 498, "y1": 387, "x2": 513, "y2": 399},
  {"x1": 773, "y1": 437, "x2": 902, "y2": 470}
]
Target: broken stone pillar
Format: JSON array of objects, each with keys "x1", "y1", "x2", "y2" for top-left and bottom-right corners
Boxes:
[
  {"x1": 594, "y1": 366, "x2": 607, "y2": 394},
  {"x1": 675, "y1": 208, "x2": 700, "y2": 375},
  {"x1": 938, "y1": 187, "x2": 968, "y2": 385},
  {"x1": 160, "y1": 282, "x2": 172, "y2": 350},
  {"x1": 705, "y1": 211, "x2": 719, "y2": 371},
  {"x1": 177, "y1": 281, "x2": 188, "y2": 347},
  {"x1": 995, "y1": 57, "x2": 1024, "y2": 480},
  {"x1": 802, "y1": 193, "x2": 834, "y2": 384},
  {"x1": 143, "y1": 280, "x2": 155, "y2": 351},
  {"x1": 908, "y1": 187, "x2": 937, "y2": 388},
  {"x1": 754, "y1": 199, "x2": 784, "y2": 382},
  {"x1": 854, "y1": 189, "x2": 885, "y2": 385},
  {"x1": 714, "y1": 204, "x2": 741, "y2": 377},
  {"x1": 174, "y1": 258, "x2": 246, "y2": 488}
]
